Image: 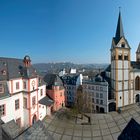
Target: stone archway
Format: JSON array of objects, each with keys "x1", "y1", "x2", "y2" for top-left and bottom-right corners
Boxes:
[
  {"x1": 136, "y1": 94, "x2": 140, "y2": 103},
  {"x1": 100, "y1": 107, "x2": 105, "y2": 113},
  {"x1": 96, "y1": 106, "x2": 99, "y2": 113},
  {"x1": 32, "y1": 114, "x2": 37, "y2": 124},
  {"x1": 108, "y1": 102, "x2": 116, "y2": 112}
]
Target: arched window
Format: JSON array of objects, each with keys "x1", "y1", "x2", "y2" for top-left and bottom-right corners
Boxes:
[
  {"x1": 135, "y1": 76, "x2": 140, "y2": 90},
  {"x1": 121, "y1": 43, "x2": 125, "y2": 48},
  {"x1": 124, "y1": 55, "x2": 128, "y2": 60},
  {"x1": 118, "y1": 54, "x2": 122, "y2": 60}
]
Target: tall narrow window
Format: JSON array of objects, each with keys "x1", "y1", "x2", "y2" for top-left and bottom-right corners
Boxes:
[
  {"x1": 32, "y1": 96, "x2": 36, "y2": 106},
  {"x1": 23, "y1": 81, "x2": 26, "y2": 89},
  {"x1": 40, "y1": 89, "x2": 43, "y2": 96},
  {"x1": 0, "y1": 104, "x2": 6, "y2": 116},
  {"x1": 113, "y1": 55, "x2": 116, "y2": 60},
  {"x1": 15, "y1": 99, "x2": 20, "y2": 110},
  {"x1": 100, "y1": 93, "x2": 103, "y2": 98},
  {"x1": 135, "y1": 76, "x2": 140, "y2": 90},
  {"x1": 23, "y1": 97, "x2": 27, "y2": 108},
  {"x1": 124, "y1": 55, "x2": 128, "y2": 60},
  {"x1": 100, "y1": 100, "x2": 103, "y2": 105},
  {"x1": 0, "y1": 84, "x2": 4, "y2": 93},
  {"x1": 16, "y1": 82, "x2": 20, "y2": 90},
  {"x1": 118, "y1": 54, "x2": 122, "y2": 60}
]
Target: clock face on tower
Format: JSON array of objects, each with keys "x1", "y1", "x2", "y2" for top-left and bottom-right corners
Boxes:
[{"x1": 32, "y1": 80, "x2": 35, "y2": 87}]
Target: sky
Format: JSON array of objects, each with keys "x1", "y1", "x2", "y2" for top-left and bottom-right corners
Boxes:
[{"x1": 0, "y1": 0, "x2": 140, "y2": 64}]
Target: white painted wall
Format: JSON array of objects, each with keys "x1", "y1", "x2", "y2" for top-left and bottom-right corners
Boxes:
[
  {"x1": 124, "y1": 61, "x2": 128, "y2": 68},
  {"x1": 0, "y1": 93, "x2": 24, "y2": 127},
  {"x1": 118, "y1": 91, "x2": 123, "y2": 107},
  {"x1": 83, "y1": 81, "x2": 108, "y2": 113},
  {"x1": 124, "y1": 91, "x2": 128, "y2": 105},
  {"x1": 1, "y1": 76, "x2": 48, "y2": 128},
  {"x1": 118, "y1": 70, "x2": 122, "y2": 80},
  {"x1": 38, "y1": 85, "x2": 46, "y2": 101},
  {"x1": 38, "y1": 104, "x2": 46, "y2": 120}
]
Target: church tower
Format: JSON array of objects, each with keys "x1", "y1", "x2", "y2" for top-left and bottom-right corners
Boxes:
[
  {"x1": 136, "y1": 43, "x2": 140, "y2": 62},
  {"x1": 110, "y1": 12, "x2": 132, "y2": 110}
]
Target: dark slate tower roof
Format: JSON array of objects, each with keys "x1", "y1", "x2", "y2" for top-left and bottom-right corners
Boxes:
[
  {"x1": 114, "y1": 12, "x2": 124, "y2": 44},
  {"x1": 136, "y1": 43, "x2": 140, "y2": 53},
  {"x1": 43, "y1": 74, "x2": 64, "y2": 89},
  {"x1": 118, "y1": 118, "x2": 140, "y2": 140}
]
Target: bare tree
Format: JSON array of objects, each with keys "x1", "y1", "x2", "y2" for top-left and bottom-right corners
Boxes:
[{"x1": 74, "y1": 85, "x2": 92, "y2": 124}]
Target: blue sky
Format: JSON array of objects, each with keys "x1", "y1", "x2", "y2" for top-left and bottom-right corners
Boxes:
[{"x1": 0, "y1": 0, "x2": 140, "y2": 64}]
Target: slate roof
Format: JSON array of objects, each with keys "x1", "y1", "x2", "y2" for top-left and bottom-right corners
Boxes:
[
  {"x1": 2, "y1": 119, "x2": 22, "y2": 139},
  {"x1": 0, "y1": 57, "x2": 45, "y2": 99},
  {"x1": 0, "y1": 57, "x2": 37, "y2": 80},
  {"x1": 131, "y1": 61, "x2": 140, "y2": 70},
  {"x1": 39, "y1": 96, "x2": 54, "y2": 106},
  {"x1": 16, "y1": 120, "x2": 54, "y2": 140},
  {"x1": 0, "y1": 81, "x2": 10, "y2": 99},
  {"x1": 114, "y1": 12, "x2": 124, "y2": 44},
  {"x1": 136, "y1": 43, "x2": 140, "y2": 53},
  {"x1": 105, "y1": 64, "x2": 111, "y2": 72},
  {"x1": 60, "y1": 74, "x2": 79, "y2": 85},
  {"x1": 43, "y1": 74, "x2": 64, "y2": 89},
  {"x1": 118, "y1": 118, "x2": 140, "y2": 140}
]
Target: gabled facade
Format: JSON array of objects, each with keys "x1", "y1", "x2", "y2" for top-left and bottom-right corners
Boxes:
[
  {"x1": 110, "y1": 12, "x2": 133, "y2": 109},
  {"x1": 104, "y1": 11, "x2": 140, "y2": 111},
  {"x1": 60, "y1": 74, "x2": 83, "y2": 107},
  {"x1": 0, "y1": 56, "x2": 49, "y2": 128},
  {"x1": 44, "y1": 74, "x2": 65, "y2": 111}
]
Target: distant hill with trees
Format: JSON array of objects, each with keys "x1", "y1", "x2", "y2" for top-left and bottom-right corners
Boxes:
[{"x1": 33, "y1": 62, "x2": 108, "y2": 75}]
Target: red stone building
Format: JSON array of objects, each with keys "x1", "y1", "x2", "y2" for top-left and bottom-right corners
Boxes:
[{"x1": 44, "y1": 74, "x2": 65, "y2": 111}]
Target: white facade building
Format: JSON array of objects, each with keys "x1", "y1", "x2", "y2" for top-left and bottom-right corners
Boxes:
[
  {"x1": 0, "y1": 56, "x2": 53, "y2": 128},
  {"x1": 61, "y1": 74, "x2": 83, "y2": 106},
  {"x1": 83, "y1": 75, "x2": 109, "y2": 113},
  {"x1": 104, "y1": 12, "x2": 140, "y2": 111}
]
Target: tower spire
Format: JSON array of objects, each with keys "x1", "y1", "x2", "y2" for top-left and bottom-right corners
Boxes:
[
  {"x1": 136, "y1": 43, "x2": 140, "y2": 53},
  {"x1": 115, "y1": 8, "x2": 124, "y2": 43}
]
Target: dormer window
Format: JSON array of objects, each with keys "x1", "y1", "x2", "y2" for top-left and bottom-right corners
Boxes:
[
  {"x1": 1, "y1": 70, "x2": 6, "y2": 75},
  {"x1": 0, "y1": 84, "x2": 4, "y2": 93},
  {"x1": 39, "y1": 78, "x2": 41, "y2": 84},
  {"x1": 3, "y1": 62, "x2": 6, "y2": 66},
  {"x1": 121, "y1": 43, "x2": 125, "y2": 48}
]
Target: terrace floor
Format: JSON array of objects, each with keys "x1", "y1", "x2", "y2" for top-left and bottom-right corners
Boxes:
[{"x1": 44, "y1": 104, "x2": 140, "y2": 140}]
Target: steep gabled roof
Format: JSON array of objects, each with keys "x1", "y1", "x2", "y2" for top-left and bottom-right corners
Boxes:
[
  {"x1": 114, "y1": 12, "x2": 124, "y2": 44},
  {"x1": 131, "y1": 61, "x2": 140, "y2": 69},
  {"x1": 43, "y1": 74, "x2": 64, "y2": 89},
  {"x1": 136, "y1": 43, "x2": 140, "y2": 53},
  {"x1": 60, "y1": 74, "x2": 79, "y2": 85},
  {"x1": 0, "y1": 57, "x2": 37, "y2": 80},
  {"x1": 0, "y1": 81, "x2": 10, "y2": 99},
  {"x1": 2, "y1": 120, "x2": 21, "y2": 139},
  {"x1": 105, "y1": 64, "x2": 111, "y2": 72}
]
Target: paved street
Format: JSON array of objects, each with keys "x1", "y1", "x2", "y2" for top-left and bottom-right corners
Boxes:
[{"x1": 44, "y1": 104, "x2": 140, "y2": 140}]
